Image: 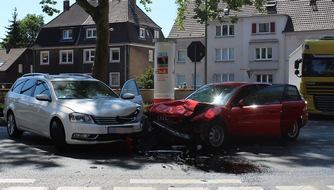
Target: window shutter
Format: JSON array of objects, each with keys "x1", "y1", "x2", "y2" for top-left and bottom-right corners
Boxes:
[
  {"x1": 252, "y1": 23, "x2": 257, "y2": 33},
  {"x1": 270, "y1": 22, "x2": 275, "y2": 32}
]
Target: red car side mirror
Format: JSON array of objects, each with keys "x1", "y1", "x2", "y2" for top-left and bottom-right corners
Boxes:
[{"x1": 238, "y1": 99, "x2": 244, "y2": 108}]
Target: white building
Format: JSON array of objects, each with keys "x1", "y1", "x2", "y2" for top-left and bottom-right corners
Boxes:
[{"x1": 168, "y1": 0, "x2": 334, "y2": 87}]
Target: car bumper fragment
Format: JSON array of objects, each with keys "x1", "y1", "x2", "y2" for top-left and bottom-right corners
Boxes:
[{"x1": 152, "y1": 121, "x2": 190, "y2": 140}]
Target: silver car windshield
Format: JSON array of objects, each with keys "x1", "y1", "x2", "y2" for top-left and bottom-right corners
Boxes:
[
  {"x1": 186, "y1": 85, "x2": 237, "y2": 106},
  {"x1": 52, "y1": 81, "x2": 119, "y2": 99}
]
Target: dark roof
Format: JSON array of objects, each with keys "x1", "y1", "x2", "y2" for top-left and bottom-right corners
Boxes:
[
  {"x1": 0, "y1": 48, "x2": 26, "y2": 72},
  {"x1": 168, "y1": 0, "x2": 334, "y2": 38},
  {"x1": 45, "y1": 0, "x2": 160, "y2": 29}
]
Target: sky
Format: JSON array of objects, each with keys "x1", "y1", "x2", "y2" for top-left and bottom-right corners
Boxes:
[{"x1": 0, "y1": 0, "x2": 177, "y2": 40}]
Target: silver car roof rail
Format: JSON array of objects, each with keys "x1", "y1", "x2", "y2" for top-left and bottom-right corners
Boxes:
[
  {"x1": 58, "y1": 73, "x2": 93, "y2": 78},
  {"x1": 22, "y1": 73, "x2": 49, "y2": 78}
]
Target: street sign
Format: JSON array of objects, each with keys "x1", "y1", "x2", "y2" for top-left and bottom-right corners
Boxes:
[{"x1": 187, "y1": 41, "x2": 205, "y2": 62}]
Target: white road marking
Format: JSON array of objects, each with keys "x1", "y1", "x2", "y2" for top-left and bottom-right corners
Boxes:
[
  {"x1": 275, "y1": 186, "x2": 316, "y2": 190},
  {"x1": 113, "y1": 187, "x2": 156, "y2": 190},
  {"x1": 57, "y1": 187, "x2": 101, "y2": 190},
  {"x1": 2, "y1": 187, "x2": 48, "y2": 190},
  {"x1": 0, "y1": 179, "x2": 36, "y2": 184},
  {"x1": 168, "y1": 188, "x2": 210, "y2": 190},
  {"x1": 218, "y1": 187, "x2": 264, "y2": 190},
  {"x1": 130, "y1": 179, "x2": 242, "y2": 184},
  {"x1": 327, "y1": 186, "x2": 334, "y2": 190}
]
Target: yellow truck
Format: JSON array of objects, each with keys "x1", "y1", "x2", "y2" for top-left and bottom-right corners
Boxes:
[{"x1": 294, "y1": 36, "x2": 334, "y2": 115}]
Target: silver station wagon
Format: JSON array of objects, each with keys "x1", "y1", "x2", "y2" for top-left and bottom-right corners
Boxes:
[{"x1": 3, "y1": 73, "x2": 144, "y2": 149}]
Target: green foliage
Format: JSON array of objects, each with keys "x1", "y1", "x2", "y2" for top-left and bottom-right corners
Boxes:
[
  {"x1": 19, "y1": 14, "x2": 44, "y2": 47},
  {"x1": 39, "y1": 0, "x2": 60, "y2": 16},
  {"x1": 1, "y1": 8, "x2": 22, "y2": 49},
  {"x1": 137, "y1": 66, "x2": 154, "y2": 89},
  {"x1": 1, "y1": 10, "x2": 44, "y2": 48}
]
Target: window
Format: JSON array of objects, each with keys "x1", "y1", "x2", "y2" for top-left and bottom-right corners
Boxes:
[
  {"x1": 215, "y1": 48, "x2": 234, "y2": 61},
  {"x1": 154, "y1": 30, "x2": 160, "y2": 39},
  {"x1": 83, "y1": 49, "x2": 95, "y2": 63},
  {"x1": 244, "y1": 85, "x2": 284, "y2": 106},
  {"x1": 86, "y1": 28, "x2": 97, "y2": 38},
  {"x1": 21, "y1": 79, "x2": 36, "y2": 96},
  {"x1": 59, "y1": 50, "x2": 73, "y2": 64},
  {"x1": 110, "y1": 72, "x2": 120, "y2": 87},
  {"x1": 216, "y1": 25, "x2": 234, "y2": 37},
  {"x1": 255, "y1": 47, "x2": 272, "y2": 60},
  {"x1": 12, "y1": 79, "x2": 26, "y2": 94},
  {"x1": 252, "y1": 22, "x2": 275, "y2": 34},
  {"x1": 62, "y1": 29, "x2": 73, "y2": 40},
  {"x1": 18, "y1": 64, "x2": 23, "y2": 73},
  {"x1": 256, "y1": 74, "x2": 273, "y2": 83},
  {"x1": 282, "y1": 85, "x2": 301, "y2": 101},
  {"x1": 110, "y1": 48, "x2": 120, "y2": 63},
  {"x1": 177, "y1": 75, "x2": 186, "y2": 88},
  {"x1": 139, "y1": 28, "x2": 145, "y2": 38},
  {"x1": 149, "y1": 50, "x2": 154, "y2": 62},
  {"x1": 177, "y1": 50, "x2": 186, "y2": 63},
  {"x1": 193, "y1": 74, "x2": 202, "y2": 87},
  {"x1": 34, "y1": 80, "x2": 51, "y2": 98},
  {"x1": 40, "y1": 51, "x2": 49, "y2": 65},
  {"x1": 215, "y1": 73, "x2": 234, "y2": 82}
]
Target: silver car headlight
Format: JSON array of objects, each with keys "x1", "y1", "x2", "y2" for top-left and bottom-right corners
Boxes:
[{"x1": 69, "y1": 113, "x2": 94, "y2": 124}]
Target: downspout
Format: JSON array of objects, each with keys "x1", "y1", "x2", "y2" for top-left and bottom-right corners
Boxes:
[{"x1": 125, "y1": 45, "x2": 129, "y2": 82}]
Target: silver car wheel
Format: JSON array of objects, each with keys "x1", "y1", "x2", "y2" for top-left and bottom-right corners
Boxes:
[
  {"x1": 6, "y1": 112, "x2": 23, "y2": 138},
  {"x1": 7, "y1": 114, "x2": 15, "y2": 135}
]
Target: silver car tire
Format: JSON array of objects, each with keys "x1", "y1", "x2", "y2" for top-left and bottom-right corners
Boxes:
[
  {"x1": 7, "y1": 112, "x2": 23, "y2": 138},
  {"x1": 50, "y1": 119, "x2": 67, "y2": 150}
]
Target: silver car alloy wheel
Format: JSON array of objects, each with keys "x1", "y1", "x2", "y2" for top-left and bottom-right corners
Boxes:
[{"x1": 7, "y1": 114, "x2": 15, "y2": 135}]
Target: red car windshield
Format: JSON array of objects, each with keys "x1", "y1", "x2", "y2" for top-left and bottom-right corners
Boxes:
[{"x1": 186, "y1": 85, "x2": 237, "y2": 106}]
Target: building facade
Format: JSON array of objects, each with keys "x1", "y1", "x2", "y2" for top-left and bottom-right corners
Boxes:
[
  {"x1": 31, "y1": 0, "x2": 162, "y2": 88},
  {"x1": 168, "y1": 0, "x2": 334, "y2": 87}
]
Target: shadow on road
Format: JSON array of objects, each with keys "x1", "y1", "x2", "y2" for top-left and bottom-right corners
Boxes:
[{"x1": 1, "y1": 115, "x2": 334, "y2": 175}]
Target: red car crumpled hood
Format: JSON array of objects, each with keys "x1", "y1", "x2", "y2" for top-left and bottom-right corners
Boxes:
[{"x1": 146, "y1": 99, "x2": 211, "y2": 118}]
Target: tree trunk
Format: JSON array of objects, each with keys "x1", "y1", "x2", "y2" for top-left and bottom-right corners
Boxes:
[{"x1": 76, "y1": 0, "x2": 110, "y2": 83}]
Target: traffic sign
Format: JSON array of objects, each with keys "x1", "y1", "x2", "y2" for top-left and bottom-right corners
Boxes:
[{"x1": 187, "y1": 41, "x2": 206, "y2": 62}]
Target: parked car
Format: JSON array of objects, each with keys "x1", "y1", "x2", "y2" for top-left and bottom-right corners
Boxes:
[
  {"x1": 3, "y1": 73, "x2": 144, "y2": 149},
  {"x1": 145, "y1": 82, "x2": 308, "y2": 149}
]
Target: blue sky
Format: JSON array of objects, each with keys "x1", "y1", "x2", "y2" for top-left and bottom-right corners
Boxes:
[{"x1": 0, "y1": 0, "x2": 177, "y2": 40}]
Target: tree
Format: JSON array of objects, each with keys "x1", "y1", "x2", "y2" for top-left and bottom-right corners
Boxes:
[
  {"x1": 1, "y1": 8, "x2": 23, "y2": 50},
  {"x1": 38, "y1": 0, "x2": 265, "y2": 83},
  {"x1": 136, "y1": 66, "x2": 154, "y2": 89},
  {"x1": 20, "y1": 14, "x2": 44, "y2": 47}
]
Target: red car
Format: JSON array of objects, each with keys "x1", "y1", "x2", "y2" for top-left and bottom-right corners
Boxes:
[{"x1": 145, "y1": 82, "x2": 308, "y2": 149}]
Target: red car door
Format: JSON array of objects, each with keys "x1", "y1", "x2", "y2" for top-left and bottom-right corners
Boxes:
[
  {"x1": 230, "y1": 85, "x2": 285, "y2": 136},
  {"x1": 280, "y1": 85, "x2": 306, "y2": 132}
]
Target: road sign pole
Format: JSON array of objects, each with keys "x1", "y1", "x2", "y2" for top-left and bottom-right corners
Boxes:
[{"x1": 194, "y1": 45, "x2": 197, "y2": 90}]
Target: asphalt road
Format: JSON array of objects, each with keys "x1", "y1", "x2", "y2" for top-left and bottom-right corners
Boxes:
[{"x1": 0, "y1": 115, "x2": 333, "y2": 190}]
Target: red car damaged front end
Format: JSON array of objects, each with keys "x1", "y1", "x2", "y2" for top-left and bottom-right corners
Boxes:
[{"x1": 145, "y1": 99, "x2": 227, "y2": 142}]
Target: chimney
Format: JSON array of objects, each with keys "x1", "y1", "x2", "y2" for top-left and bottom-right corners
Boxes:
[
  {"x1": 130, "y1": 0, "x2": 136, "y2": 10},
  {"x1": 64, "y1": 0, "x2": 70, "y2": 11}
]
